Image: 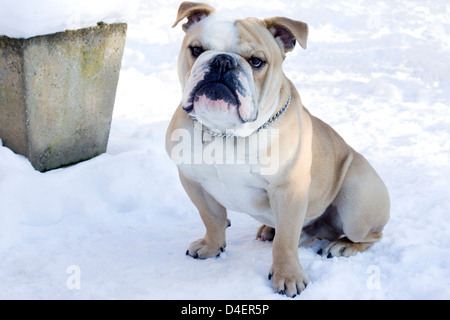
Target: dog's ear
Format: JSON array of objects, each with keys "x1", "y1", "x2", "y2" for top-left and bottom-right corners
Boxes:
[
  {"x1": 264, "y1": 17, "x2": 308, "y2": 52},
  {"x1": 173, "y1": 1, "x2": 215, "y2": 32}
]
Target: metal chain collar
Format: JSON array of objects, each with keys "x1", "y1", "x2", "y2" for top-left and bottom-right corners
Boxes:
[{"x1": 190, "y1": 92, "x2": 292, "y2": 139}]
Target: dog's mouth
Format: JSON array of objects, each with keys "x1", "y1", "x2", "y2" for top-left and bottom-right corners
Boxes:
[
  {"x1": 194, "y1": 82, "x2": 239, "y2": 107},
  {"x1": 181, "y1": 56, "x2": 257, "y2": 128},
  {"x1": 182, "y1": 81, "x2": 242, "y2": 120}
]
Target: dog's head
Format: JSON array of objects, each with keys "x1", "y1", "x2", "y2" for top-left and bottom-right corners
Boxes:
[{"x1": 174, "y1": 1, "x2": 308, "y2": 136}]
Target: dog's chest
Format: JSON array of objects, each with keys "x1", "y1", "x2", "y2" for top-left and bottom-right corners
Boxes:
[{"x1": 179, "y1": 162, "x2": 275, "y2": 226}]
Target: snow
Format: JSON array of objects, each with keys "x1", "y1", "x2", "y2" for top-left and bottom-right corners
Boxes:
[
  {"x1": 0, "y1": 0, "x2": 140, "y2": 39},
  {"x1": 1, "y1": 0, "x2": 450, "y2": 300}
]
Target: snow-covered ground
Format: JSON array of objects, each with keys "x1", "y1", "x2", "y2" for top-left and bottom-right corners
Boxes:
[{"x1": 1, "y1": 0, "x2": 449, "y2": 299}]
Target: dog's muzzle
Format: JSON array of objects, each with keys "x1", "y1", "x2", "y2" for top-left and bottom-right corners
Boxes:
[
  {"x1": 182, "y1": 52, "x2": 257, "y2": 122},
  {"x1": 185, "y1": 54, "x2": 245, "y2": 111}
]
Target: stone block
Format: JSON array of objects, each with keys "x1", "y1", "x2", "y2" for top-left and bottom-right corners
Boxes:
[{"x1": 0, "y1": 22, "x2": 127, "y2": 171}]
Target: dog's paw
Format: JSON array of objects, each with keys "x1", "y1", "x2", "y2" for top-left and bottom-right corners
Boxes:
[
  {"x1": 317, "y1": 237, "x2": 372, "y2": 258},
  {"x1": 256, "y1": 225, "x2": 275, "y2": 241},
  {"x1": 186, "y1": 238, "x2": 226, "y2": 259},
  {"x1": 268, "y1": 261, "x2": 309, "y2": 298}
]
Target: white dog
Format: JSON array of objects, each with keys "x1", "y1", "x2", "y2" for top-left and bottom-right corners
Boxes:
[{"x1": 166, "y1": 2, "x2": 390, "y2": 297}]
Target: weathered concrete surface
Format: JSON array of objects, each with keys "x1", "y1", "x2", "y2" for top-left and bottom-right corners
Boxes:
[{"x1": 0, "y1": 23, "x2": 127, "y2": 171}]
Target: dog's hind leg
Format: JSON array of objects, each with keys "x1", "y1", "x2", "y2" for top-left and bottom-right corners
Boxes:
[
  {"x1": 256, "y1": 224, "x2": 275, "y2": 241},
  {"x1": 318, "y1": 153, "x2": 390, "y2": 258}
]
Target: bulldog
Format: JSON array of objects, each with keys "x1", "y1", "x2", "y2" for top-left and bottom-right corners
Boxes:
[{"x1": 166, "y1": 1, "x2": 390, "y2": 297}]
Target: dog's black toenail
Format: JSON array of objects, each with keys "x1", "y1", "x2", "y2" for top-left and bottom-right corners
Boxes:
[
  {"x1": 186, "y1": 250, "x2": 189, "y2": 256},
  {"x1": 327, "y1": 252, "x2": 333, "y2": 259},
  {"x1": 317, "y1": 249, "x2": 323, "y2": 255}
]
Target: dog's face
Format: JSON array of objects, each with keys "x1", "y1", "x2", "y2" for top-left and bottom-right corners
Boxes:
[{"x1": 174, "y1": 2, "x2": 308, "y2": 136}]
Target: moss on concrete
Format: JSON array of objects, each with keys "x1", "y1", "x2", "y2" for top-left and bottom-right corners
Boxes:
[{"x1": 0, "y1": 23, "x2": 127, "y2": 171}]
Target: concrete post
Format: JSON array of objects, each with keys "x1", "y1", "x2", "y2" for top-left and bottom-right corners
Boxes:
[{"x1": 0, "y1": 22, "x2": 127, "y2": 171}]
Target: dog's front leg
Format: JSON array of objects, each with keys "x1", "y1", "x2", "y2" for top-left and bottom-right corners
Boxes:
[
  {"x1": 268, "y1": 185, "x2": 309, "y2": 297},
  {"x1": 179, "y1": 171, "x2": 228, "y2": 259}
]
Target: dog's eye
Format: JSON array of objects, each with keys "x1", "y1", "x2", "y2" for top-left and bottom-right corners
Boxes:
[
  {"x1": 248, "y1": 57, "x2": 265, "y2": 69},
  {"x1": 189, "y1": 46, "x2": 205, "y2": 58}
]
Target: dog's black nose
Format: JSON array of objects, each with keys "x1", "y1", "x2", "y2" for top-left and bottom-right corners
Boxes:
[{"x1": 210, "y1": 54, "x2": 237, "y2": 73}]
